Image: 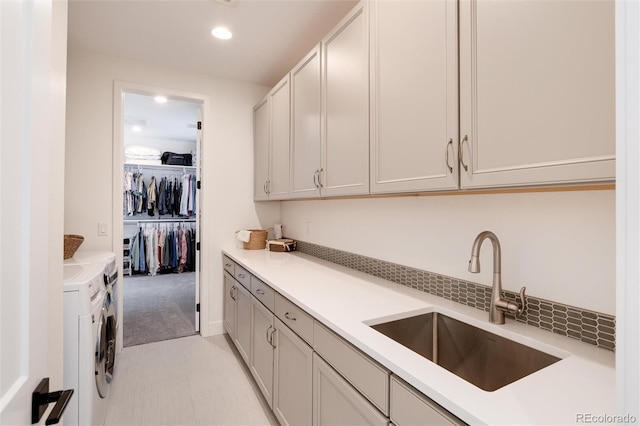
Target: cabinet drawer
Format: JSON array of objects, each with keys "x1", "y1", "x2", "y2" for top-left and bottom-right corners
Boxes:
[
  {"x1": 390, "y1": 376, "x2": 463, "y2": 426},
  {"x1": 313, "y1": 322, "x2": 389, "y2": 415},
  {"x1": 275, "y1": 293, "x2": 314, "y2": 344},
  {"x1": 234, "y1": 264, "x2": 251, "y2": 290},
  {"x1": 251, "y1": 276, "x2": 275, "y2": 311},
  {"x1": 222, "y1": 255, "x2": 235, "y2": 275}
]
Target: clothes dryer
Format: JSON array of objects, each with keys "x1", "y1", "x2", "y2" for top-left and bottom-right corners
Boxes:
[{"x1": 63, "y1": 261, "x2": 116, "y2": 426}]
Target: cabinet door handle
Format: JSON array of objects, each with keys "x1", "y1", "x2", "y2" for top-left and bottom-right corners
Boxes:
[
  {"x1": 445, "y1": 139, "x2": 454, "y2": 173},
  {"x1": 459, "y1": 135, "x2": 469, "y2": 172},
  {"x1": 266, "y1": 325, "x2": 273, "y2": 344},
  {"x1": 256, "y1": 288, "x2": 265, "y2": 295},
  {"x1": 313, "y1": 170, "x2": 319, "y2": 188},
  {"x1": 318, "y1": 168, "x2": 324, "y2": 188},
  {"x1": 230, "y1": 285, "x2": 236, "y2": 301},
  {"x1": 284, "y1": 312, "x2": 297, "y2": 321},
  {"x1": 267, "y1": 179, "x2": 271, "y2": 194},
  {"x1": 269, "y1": 328, "x2": 277, "y2": 348}
]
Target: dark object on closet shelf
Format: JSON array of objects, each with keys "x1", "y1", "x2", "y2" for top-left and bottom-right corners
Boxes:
[{"x1": 161, "y1": 152, "x2": 192, "y2": 166}]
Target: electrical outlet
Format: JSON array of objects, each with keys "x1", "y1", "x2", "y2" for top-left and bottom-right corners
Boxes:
[{"x1": 98, "y1": 222, "x2": 108, "y2": 236}]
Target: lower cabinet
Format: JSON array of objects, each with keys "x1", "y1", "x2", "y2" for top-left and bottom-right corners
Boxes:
[
  {"x1": 273, "y1": 317, "x2": 313, "y2": 426},
  {"x1": 250, "y1": 296, "x2": 275, "y2": 408},
  {"x1": 223, "y1": 256, "x2": 464, "y2": 426},
  {"x1": 312, "y1": 353, "x2": 388, "y2": 426},
  {"x1": 390, "y1": 375, "x2": 463, "y2": 426},
  {"x1": 222, "y1": 272, "x2": 236, "y2": 338},
  {"x1": 234, "y1": 282, "x2": 252, "y2": 364}
]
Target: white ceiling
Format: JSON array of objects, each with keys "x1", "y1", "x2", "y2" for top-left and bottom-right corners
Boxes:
[
  {"x1": 123, "y1": 92, "x2": 200, "y2": 142},
  {"x1": 67, "y1": 0, "x2": 359, "y2": 88}
]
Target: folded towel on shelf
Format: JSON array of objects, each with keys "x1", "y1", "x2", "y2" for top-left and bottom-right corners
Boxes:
[
  {"x1": 124, "y1": 145, "x2": 162, "y2": 161},
  {"x1": 237, "y1": 230, "x2": 251, "y2": 243}
]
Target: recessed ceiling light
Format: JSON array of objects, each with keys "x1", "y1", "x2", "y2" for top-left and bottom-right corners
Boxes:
[
  {"x1": 154, "y1": 95, "x2": 168, "y2": 104},
  {"x1": 211, "y1": 27, "x2": 232, "y2": 40},
  {"x1": 131, "y1": 125, "x2": 142, "y2": 132}
]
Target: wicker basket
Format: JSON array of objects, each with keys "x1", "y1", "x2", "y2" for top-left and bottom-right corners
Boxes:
[
  {"x1": 243, "y1": 229, "x2": 270, "y2": 250},
  {"x1": 63, "y1": 234, "x2": 84, "y2": 259}
]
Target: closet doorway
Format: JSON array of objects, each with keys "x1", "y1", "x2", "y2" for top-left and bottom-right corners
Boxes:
[{"x1": 115, "y1": 85, "x2": 204, "y2": 348}]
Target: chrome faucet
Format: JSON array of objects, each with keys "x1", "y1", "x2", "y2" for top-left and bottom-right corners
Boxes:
[{"x1": 468, "y1": 231, "x2": 526, "y2": 324}]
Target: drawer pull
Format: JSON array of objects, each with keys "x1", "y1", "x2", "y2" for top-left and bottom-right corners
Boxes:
[
  {"x1": 238, "y1": 273, "x2": 246, "y2": 279},
  {"x1": 284, "y1": 312, "x2": 297, "y2": 321},
  {"x1": 225, "y1": 263, "x2": 232, "y2": 267},
  {"x1": 256, "y1": 289, "x2": 265, "y2": 295}
]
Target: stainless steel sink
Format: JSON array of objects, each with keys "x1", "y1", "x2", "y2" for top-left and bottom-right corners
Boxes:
[{"x1": 371, "y1": 312, "x2": 560, "y2": 391}]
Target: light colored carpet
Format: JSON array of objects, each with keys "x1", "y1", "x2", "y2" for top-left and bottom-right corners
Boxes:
[{"x1": 123, "y1": 272, "x2": 196, "y2": 347}]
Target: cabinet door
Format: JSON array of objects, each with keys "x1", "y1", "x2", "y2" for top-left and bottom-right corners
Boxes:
[
  {"x1": 250, "y1": 297, "x2": 274, "y2": 408},
  {"x1": 291, "y1": 45, "x2": 322, "y2": 199},
  {"x1": 234, "y1": 282, "x2": 252, "y2": 365},
  {"x1": 321, "y1": 1, "x2": 370, "y2": 197},
  {"x1": 269, "y1": 75, "x2": 291, "y2": 200},
  {"x1": 273, "y1": 318, "x2": 313, "y2": 426},
  {"x1": 312, "y1": 353, "x2": 387, "y2": 426},
  {"x1": 390, "y1": 376, "x2": 463, "y2": 426},
  {"x1": 370, "y1": 0, "x2": 458, "y2": 194},
  {"x1": 459, "y1": 0, "x2": 615, "y2": 189},
  {"x1": 254, "y1": 96, "x2": 270, "y2": 201},
  {"x1": 222, "y1": 273, "x2": 236, "y2": 339}
]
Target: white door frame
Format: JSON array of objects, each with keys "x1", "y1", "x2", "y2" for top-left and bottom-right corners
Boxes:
[
  {"x1": 615, "y1": 0, "x2": 640, "y2": 419},
  {"x1": 112, "y1": 81, "x2": 210, "y2": 351}
]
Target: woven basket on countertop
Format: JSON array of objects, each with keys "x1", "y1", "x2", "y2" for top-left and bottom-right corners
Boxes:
[
  {"x1": 63, "y1": 234, "x2": 84, "y2": 259},
  {"x1": 243, "y1": 229, "x2": 270, "y2": 250}
]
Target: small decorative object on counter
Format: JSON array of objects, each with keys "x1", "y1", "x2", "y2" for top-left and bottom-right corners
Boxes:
[
  {"x1": 267, "y1": 239, "x2": 297, "y2": 252},
  {"x1": 274, "y1": 224, "x2": 283, "y2": 239},
  {"x1": 63, "y1": 234, "x2": 84, "y2": 259},
  {"x1": 236, "y1": 228, "x2": 272, "y2": 250}
]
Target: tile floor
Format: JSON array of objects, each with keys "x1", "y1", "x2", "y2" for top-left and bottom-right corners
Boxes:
[{"x1": 104, "y1": 334, "x2": 279, "y2": 425}]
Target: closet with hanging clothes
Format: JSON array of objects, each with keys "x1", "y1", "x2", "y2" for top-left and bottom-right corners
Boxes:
[{"x1": 121, "y1": 91, "x2": 201, "y2": 347}]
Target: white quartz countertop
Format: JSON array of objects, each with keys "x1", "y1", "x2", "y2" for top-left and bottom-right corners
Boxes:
[{"x1": 222, "y1": 247, "x2": 615, "y2": 425}]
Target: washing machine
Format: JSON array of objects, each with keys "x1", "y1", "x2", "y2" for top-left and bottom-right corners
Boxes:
[
  {"x1": 63, "y1": 260, "x2": 116, "y2": 426},
  {"x1": 66, "y1": 251, "x2": 118, "y2": 317}
]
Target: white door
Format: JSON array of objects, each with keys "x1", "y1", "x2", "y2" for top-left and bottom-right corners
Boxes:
[{"x1": 1, "y1": 0, "x2": 67, "y2": 424}]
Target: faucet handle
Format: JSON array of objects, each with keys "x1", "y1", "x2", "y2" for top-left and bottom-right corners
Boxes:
[{"x1": 515, "y1": 286, "x2": 527, "y2": 316}]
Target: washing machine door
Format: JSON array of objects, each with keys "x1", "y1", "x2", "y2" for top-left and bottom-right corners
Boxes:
[{"x1": 95, "y1": 300, "x2": 116, "y2": 398}]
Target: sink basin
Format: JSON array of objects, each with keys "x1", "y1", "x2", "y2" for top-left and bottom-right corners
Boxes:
[{"x1": 370, "y1": 312, "x2": 561, "y2": 391}]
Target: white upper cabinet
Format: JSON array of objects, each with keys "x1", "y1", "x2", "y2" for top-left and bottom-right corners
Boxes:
[
  {"x1": 370, "y1": 0, "x2": 459, "y2": 194},
  {"x1": 458, "y1": 0, "x2": 615, "y2": 189},
  {"x1": 321, "y1": 1, "x2": 370, "y2": 197},
  {"x1": 254, "y1": 97, "x2": 270, "y2": 201},
  {"x1": 254, "y1": 75, "x2": 291, "y2": 201},
  {"x1": 290, "y1": 45, "x2": 322, "y2": 199}
]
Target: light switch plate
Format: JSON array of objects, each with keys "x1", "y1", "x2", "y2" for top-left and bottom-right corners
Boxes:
[{"x1": 98, "y1": 222, "x2": 108, "y2": 236}]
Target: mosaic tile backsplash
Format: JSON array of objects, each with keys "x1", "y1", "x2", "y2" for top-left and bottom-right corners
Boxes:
[{"x1": 295, "y1": 240, "x2": 615, "y2": 351}]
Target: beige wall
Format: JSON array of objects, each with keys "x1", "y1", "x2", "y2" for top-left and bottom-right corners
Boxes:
[
  {"x1": 65, "y1": 47, "x2": 280, "y2": 335},
  {"x1": 281, "y1": 189, "x2": 615, "y2": 315}
]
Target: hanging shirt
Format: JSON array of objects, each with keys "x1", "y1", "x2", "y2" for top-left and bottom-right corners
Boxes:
[
  {"x1": 138, "y1": 227, "x2": 146, "y2": 273},
  {"x1": 147, "y1": 176, "x2": 157, "y2": 216}
]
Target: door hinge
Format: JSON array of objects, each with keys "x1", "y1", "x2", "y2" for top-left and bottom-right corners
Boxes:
[
  {"x1": 196, "y1": 303, "x2": 200, "y2": 312},
  {"x1": 196, "y1": 242, "x2": 200, "y2": 251},
  {"x1": 196, "y1": 180, "x2": 201, "y2": 190},
  {"x1": 197, "y1": 121, "x2": 202, "y2": 130}
]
